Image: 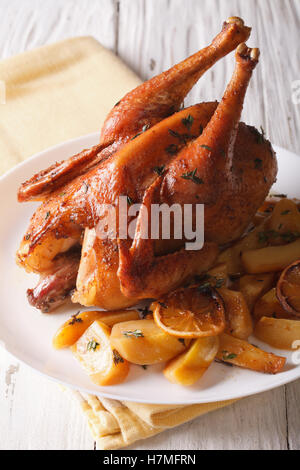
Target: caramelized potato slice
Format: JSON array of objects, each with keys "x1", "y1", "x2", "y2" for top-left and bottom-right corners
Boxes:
[
  {"x1": 217, "y1": 218, "x2": 269, "y2": 275},
  {"x1": 253, "y1": 288, "x2": 289, "y2": 322},
  {"x1": 219, "y1": 288, "x2": 253, "y2": 340},
  {"x1": 268, "y1": 199, "x2": 300, "y2": 241},
  {"x1": 216, "y1": 333, "x2": 286, "y2": 374},
  {"x1": 254, "y1": 316, "x2": 300, "y2": 350},
  {"x1": 53, "y1": 309, "x2": 140, "y2": 349},
  {"x1": 110, "y1": 319, "x2": 187, "y2": 365},
  {"x1": 242, "y1": 239, "x2": 300, "y2": 274},
  {"x1": 239, "y1": 273, "x2": 275, "y2": 311},
  {"x1": 71, "y1": 321, "x2": 130, "y2": 386},
  {"x1": 164, "y1": 336, "x2": 219, "y2": 386}
]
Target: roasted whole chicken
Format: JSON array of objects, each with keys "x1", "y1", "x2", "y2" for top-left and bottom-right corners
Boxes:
[{"x1": 17, "y1": 17, "x2": 277, "y2": 312}]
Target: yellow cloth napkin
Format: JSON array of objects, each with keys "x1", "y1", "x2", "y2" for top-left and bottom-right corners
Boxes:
[
  {"x1": 64, "y1": 388, "x2": 235, "y2": 450},
  {"x1": 0, "y1": 37, "x2": 237, "y2": 450}
]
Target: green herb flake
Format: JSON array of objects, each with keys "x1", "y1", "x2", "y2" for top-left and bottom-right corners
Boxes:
[
  {"x1": 113, "y1": 349, "x2": 124, "y2": 365},
  {"x1": 68, "y1": 312, "x2": 83, "y2": 325},
  {"x1": 222, "y1": 351, "x2": 237, "y2": 361},
  {"x1": 127, "y1": 195, "x2": 133, "y2": 206},
  {"x1": 168, "y1": 129, "x2": 182, "y2": 140},
  {"x1": 123, "y1": 329, "x2": 144, "y2": 339},
  {"x1": 131, "y1": 124, "x2": 150, "y2": 140},
  {"x1": 165, "y1": 144, "x2": 178, "y2": 155},
  {"x1": 45, "y1": 211, "x2": 51, "y2": 220},
  {"x1": 200, "y1": 144, "x2": 213, "y2": 151},
  {"x1": 138, "y1": 306, "x2": 152, "y2": 319},
  {"x1": 87, "y1": 340, "x2": 99, "y2": 351},
  {"x1": 25, "y1": 233, "x2": 31, "y2": 241},
  {"x1": 153, "y1": 165, "x2": 165, "y2": 176},
  {"x1": 181, "y1": 168, "x2": 203, "y2": 185},
  {"x1": 281, "y1": 210, "x2": 291, "y2": 215},
  {"x1": 215, "y1": 278, "x2": 225, "y2": 289},
  {"x1": 197, "y1": 282, "x2": 211, "y2": 293},
  {"x1": 158, "y1": 302, "x2": 167, "y2": 309},
  {"x1": 182, "y1": 114, "x2": 194, "y2": 130}
]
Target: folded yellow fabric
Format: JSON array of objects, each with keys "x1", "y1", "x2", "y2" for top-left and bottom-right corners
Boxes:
[
  {"x1": 0, "y1": 36, "x2": 237, "y2": 450},
  {"x1": 64, "y1": 388, "x2": 236, "y2": 450},
  {"x1": 0, "y1": 36, "x2": 141, "y2": 173}
]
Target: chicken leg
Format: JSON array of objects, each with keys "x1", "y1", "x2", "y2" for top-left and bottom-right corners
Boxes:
[
  {"x1": 18, "y1": 17, "x2": 250, "y2": 203},
  {"x1": 118, "y1": 44, "x2": 276, "y2": 299}
]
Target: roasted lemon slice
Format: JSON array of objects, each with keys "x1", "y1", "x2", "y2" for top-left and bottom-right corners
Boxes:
[
  {"x1": 152, "y1": 285, "x2": 225, "y2": 338},
  {"x1": 276, "y1": 259, "x2": 300, "y2": 317}
]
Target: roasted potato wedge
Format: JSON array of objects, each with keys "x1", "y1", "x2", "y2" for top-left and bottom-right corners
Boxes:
[
  {"x1": 217, "y1": 218, "x2": 269, "y2": 275},
  {"x1": 164, "y1": 336, "x2": 219, "y2": 386},
  {"x1": 71, "y1": 320, "x2": 130, "y2": 386},
  {"x1": 53, "y1": 309, "x2": 140, "y2": 349},
  {"x1": 216, "y1": 333, "x2": 286, "y2": 374},
  {"x1": 254, "y1": 316, "x2": 300, "y2": 350},
  {"x1": 110, "y1": 319, "x2": 187, "y2": 365},
  {"x1": 242, "y1": 239, "x2": 300, "y2": 273},
  {"x1": 253, "y1": 288, "x2": 292, "y2": 322},
  {"x1": 219, "y1": 288, "x2": 253, "y2": 340},
  {"x1": 239, "y1": 273, "x2": 275, "y2": 311},
  {"x1": 267, "y1": 199, "x2": 300, "y2": 241}
]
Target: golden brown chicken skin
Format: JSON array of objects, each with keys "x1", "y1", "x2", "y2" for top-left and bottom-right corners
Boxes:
[{"x1": 16, "y1": 18, "x2": 277, "y2": 312}]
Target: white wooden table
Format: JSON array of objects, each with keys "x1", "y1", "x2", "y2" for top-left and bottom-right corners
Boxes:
[{"x1": 0, "y1": 0, "x2": 299, "y2": 450}]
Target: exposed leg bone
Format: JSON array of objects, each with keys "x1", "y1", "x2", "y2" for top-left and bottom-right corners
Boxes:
[
  {"x1": 100, "y1": 17, "x2": 251, "y2": 147},
  {"x1": 18, "y1": 17, "x2": 250, "y2": 203}
]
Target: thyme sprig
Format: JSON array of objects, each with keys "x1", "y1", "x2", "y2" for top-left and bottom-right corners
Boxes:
[{"x1": 181, "y1": 168, "x2": 203, "y2": 185}]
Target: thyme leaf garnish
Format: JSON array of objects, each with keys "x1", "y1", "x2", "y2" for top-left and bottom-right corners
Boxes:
[
  {"x1": 113, "y1": 349, "x2": 124, "y2": 365},
  {"x1": 87, "y1": 340, "x2": 99, "y2": 351},
  {"x1": 165, "y1": 144, "x2": 178, "y2": 155},
  {"x1": 181, "y1": 168, "x2": 203, "y2": 185},
  {"x1": 138, "y1": 306, "x2": 152, "y2": 319},
  {"x1": 131, "y1": 124, "x2": 150, "y2": 140},
  {"x1": 182, "y1": 114, "x2": 194, "y2": 130},
  {"x1": 200, "y1": 144, "x2": 213, "y2": 151},
  {"x1": 153, "y1": 165, "x2": 165, "y2": 176},
  {"x1": 69, "y1": 312, "x2": 83, "y2": 325},
  {"x1": 222, "y1": 351, "x2": 237, "y2": 360},
  {"x1": 123, "y1": 329, "x2": 144, "y2": 338},
  {"x1": 127, "y1": 195, "x2": 133, "y2": 206},
  {"x1": 158, "y1": 302, "x2": 167, "y2": 309}
]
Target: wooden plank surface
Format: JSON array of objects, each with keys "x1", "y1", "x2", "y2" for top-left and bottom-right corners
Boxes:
[{"x1": 0, "y1": 0, "x2": 299, "y2": 450}]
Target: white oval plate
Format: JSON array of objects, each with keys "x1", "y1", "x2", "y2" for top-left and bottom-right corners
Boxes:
[{"x1": 0, "y1": 133, "x2": 300, "y2": 404}]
